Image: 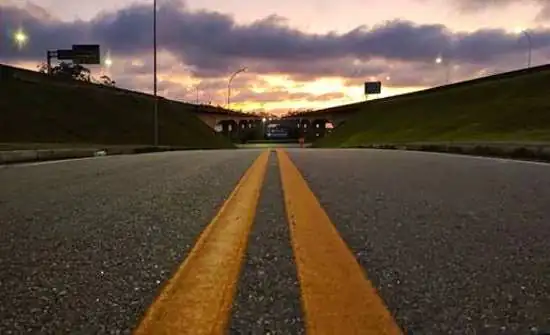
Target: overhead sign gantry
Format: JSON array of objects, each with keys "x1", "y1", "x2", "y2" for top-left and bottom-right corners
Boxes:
[{"x1": 46, "y1": 44, "x2": 101, "y2": 74}]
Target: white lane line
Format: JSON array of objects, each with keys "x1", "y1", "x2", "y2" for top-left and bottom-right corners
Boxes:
[
  {"x1": 328, "y1": 148, "x2": 550, "y2": 167},
  {"x1": 403, "y1": 149, "x2": 550, "y2": 166}
]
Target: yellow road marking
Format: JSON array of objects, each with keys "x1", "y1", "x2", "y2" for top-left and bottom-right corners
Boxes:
[
  {"x1": 276, "y1": 149, "x2": 402, "y2": 335},
  {"x1": 134, "y1": 150, "x2": 270, "y2": 335}
]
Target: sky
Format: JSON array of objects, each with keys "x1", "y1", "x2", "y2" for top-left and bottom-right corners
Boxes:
[{"x1": 1, "y1": 0, "x2": 550, "y2": 114}]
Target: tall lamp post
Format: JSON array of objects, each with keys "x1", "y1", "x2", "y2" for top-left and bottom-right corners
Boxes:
[
  {"x1": 516, "y1": 28, "x2": 532, "y2": 68},
  {"x1": 195, "y1": 84, "x2": 201, "y2": 104},
  {"x1": 153, "y1": 0, "x2": 159, "y2": 146},
  {"x1": 435, "y1": 56, "x2": 451, "y2": 85},
  {"x1": 227, "y1": 67, "x2": 247, "y2": 110}
]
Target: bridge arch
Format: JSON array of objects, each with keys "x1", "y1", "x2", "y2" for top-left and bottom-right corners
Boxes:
[
  {"x1": 296, "y1": 119, "x2": 311, "y2": 137},
  {"x1": 238, "y1": 120, "x2": 250, "y2": 130},
  {"x1": 236, "y1": 119, "x2": 261, "y2": 143},
  {"x1": 215, "y1": 120, "x2": 239, "y2": 137},
  {"x1": 285, "y1": 119, "x2": 310, "y2": 139},
  {"x1": 311, "y1": 118, "x2": 334, "y2": 138}
]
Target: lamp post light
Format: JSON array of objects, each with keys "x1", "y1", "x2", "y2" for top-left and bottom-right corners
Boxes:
[
  {"x1": 13, "y1": 29, "x2": 28, "y2": 49},
  {"x1": 227, "y1": 67, "x2": 247, "y2": 110},
  {"x1": 515, "y1": 28, "x2": 532, "y2": 68}
]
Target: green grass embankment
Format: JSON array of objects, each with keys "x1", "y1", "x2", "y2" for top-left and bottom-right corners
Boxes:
[
  {"x1": 315, "y1": 66, "x2": 550, "y2": 147},
  {"x1": 0, "y1": 69, "x2": 233, "y2": 149}
]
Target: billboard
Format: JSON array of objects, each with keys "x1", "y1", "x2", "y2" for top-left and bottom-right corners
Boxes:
[
  {"x1": 71, "y1": 44, "x2": 100, "y2": 64},
  {"x1": 364, "y1": 81, "x2": 382, "y2": 94}
]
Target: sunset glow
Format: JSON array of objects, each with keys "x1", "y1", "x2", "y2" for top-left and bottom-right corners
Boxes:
[{"x1": 2, "y1": 0, "x2": 549, "y2": 114}]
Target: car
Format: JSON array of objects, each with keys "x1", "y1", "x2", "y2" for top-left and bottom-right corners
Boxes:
[{"x1": 266, "y1": 127, "x2": 289, "y2": 139}]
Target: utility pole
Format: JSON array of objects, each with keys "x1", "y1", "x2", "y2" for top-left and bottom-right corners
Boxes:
[
  {"x1": 523, "y1": 31, "x2": 533, "y2": 68},
  {"x1": 46, "y1": 50, "x2": 54, "y2": 75},
  {"x1": 153, "y1": 0, "x2": 159, "y2": 146}
]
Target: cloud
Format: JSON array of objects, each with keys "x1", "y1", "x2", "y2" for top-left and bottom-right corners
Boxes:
[
  {"x1": 451, "y1": 0, "x2": 517, "y2": 11},
  {"x1": 448, "y1": 0, "x2": 550, "y2": 20},
  {"x1": 534, "y1": 2, "x2": 550, "y2": 20},
  {"x1": 229, "y1": 87, "x2": 345, "y2": 103},
  {"x1": 2, "y1": 1, "x2": 550, "y2": 112},
  {"x1": 2, "y1": 1, "x2": 550, "y2": 75}
]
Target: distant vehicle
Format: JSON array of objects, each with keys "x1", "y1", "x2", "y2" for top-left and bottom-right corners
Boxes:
[{"x1": 266, "y1": 125, "x2": 290, "y2": 139}]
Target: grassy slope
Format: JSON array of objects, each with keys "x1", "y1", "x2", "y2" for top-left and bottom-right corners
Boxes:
[
  {"x1": 315, "y1": 67, "x2": 550, "y2": 147},
  {"x1": 0, "y1": 78, "x2": 233, "y2": 149}
]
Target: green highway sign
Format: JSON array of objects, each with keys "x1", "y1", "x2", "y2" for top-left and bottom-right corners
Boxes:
[
  {"x1": 71, "y1": 44, "x2": 100, "y2": 64},
  {"x1": 364, "y1": 81, "x2": 382, "y2": 94}
]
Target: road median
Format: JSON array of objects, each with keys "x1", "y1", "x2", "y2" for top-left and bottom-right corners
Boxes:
[{"x1": 352, "y1": 142, "x2": 550, "y2": 162}]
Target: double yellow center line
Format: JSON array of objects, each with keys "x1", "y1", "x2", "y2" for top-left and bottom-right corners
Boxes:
[{"x1": 134, "y1": 149, "x2": 402, "y2": 335}]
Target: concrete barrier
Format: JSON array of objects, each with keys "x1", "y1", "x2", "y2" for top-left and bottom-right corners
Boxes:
[
  {"x1": 0, "y1": 145, "x2": 208, "y2": 165},
  {"x1": 36, "y1": 149, "x2": 98, "y2": 161},
  {"x1": 103, "y1": 146, "x2": 183, "y2": 155},
  {"x1": 0, "y1": 150, "x2": 39, "y2": 164},
  {"x1": 0, "y1": 149, "x2": 99, "y2": 164},
  {"x1": 355, "y1": 142, "x2": 550, "y2": 163}
]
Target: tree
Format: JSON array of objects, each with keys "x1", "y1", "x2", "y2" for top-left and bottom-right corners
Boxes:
[
  {"x1": 37, "y1": 61, "x2": 91, "y2": 82},
  {"x1": 37, "y1": 62, "x2": 116, "y2": 87},
  {"x1": 99, "y1": 75, "x2": 116, "y2": 87},
  {"x1": 37, "y1": 63, "x2": 48, "y2": 73}
]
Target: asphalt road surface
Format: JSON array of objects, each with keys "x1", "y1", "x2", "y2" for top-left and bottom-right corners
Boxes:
[{"x1": 0, "y1": 148, "x2": 549, "y2": 334}]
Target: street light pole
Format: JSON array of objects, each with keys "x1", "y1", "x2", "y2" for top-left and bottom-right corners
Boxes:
[
  {"x1": 435, "y1": 56, "x2": 451, "y2": 85},
  {"x1": 521, "y1": 30, "x2": 533, "y2": 68},
  {"x1": 227, "y1": 67, "x2": 247, "y2": 110},
  {"x1": 153, "y1": 0, "x2": 159, "y2": 146}
]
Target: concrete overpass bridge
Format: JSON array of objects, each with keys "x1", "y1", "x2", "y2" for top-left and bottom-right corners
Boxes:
[
  {"x1": 188, "y1": 105, "x2": 264, "y2": 141},
  {"x1": 191, "y1": 100, "x2": 365, "y2": 142},
  {"x1": 192, "y1": 106, "x2": 261, "y2": 131},
  {"x1": 191, "y1": 100, "x2": 365, "y2": 141},
  {"x1": 0, "y1": 63, "x2": 263, "y2": 141},
  {"x1": 204, "y1": 63, "x2": 550, "y2": 142},
  {"x1": 280, "y1": 102, "x2": 364, "y2": 139},
  {"x1": 1, "y1": 62, "x2": 364, "y2": 141}
]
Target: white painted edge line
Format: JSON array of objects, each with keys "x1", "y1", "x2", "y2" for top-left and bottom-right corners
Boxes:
[
  {"x1": 9, "y1": 156, "x2": 102, "y2": 167},
  {"x1": 365, "y1": 147, "x2": 550, "y2": 166},
  {"x1": 289, "y1": 147, "x2": 550, "y2": 167}
]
